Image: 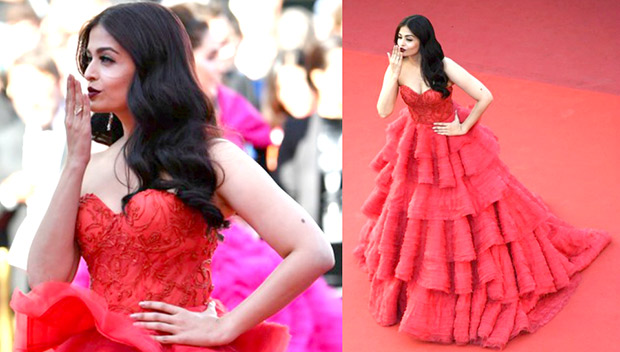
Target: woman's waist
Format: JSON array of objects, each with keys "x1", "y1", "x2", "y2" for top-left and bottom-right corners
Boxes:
[
  {"x1": 406, "y1": 104, "x2": 456, "y2": 125},
  {"x1": 92, "y1": 278, "x2": 213, "y2": 314}
]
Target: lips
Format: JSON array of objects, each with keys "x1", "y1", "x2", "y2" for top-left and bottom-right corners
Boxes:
[
  {"x1": 399, "y1": 47, "x2": 406, "y2": 52},
  {"x1": 87, "y1": 87, "x2": 101, "y2": 98}
]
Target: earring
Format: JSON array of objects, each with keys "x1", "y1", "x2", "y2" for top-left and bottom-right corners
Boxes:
[{"x1": 106, "y1": 113, "x2": 113, "y2": 132}]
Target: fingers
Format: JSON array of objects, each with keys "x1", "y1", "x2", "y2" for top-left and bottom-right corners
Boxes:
[
  {"x1": 206, "y1": 301, "x2": 217, "y2": 317},
  {"x1": 130, "y1": 311, "x2": 176, "y2": 324},
  {"x1": 82, "y1": 93, "x2": 91, "y2": 121},
  {"x1": 133, "y1": 321, "x2": 177, "y2": 334},
  {"x1": 388, "y1": 45, "x2": 402, "y2": 66},
  {"x1": 65, "y1": 75, "x2": 75, "y2": 124},
  {"x1": 139, "y1": 301, "x2": 183, "y2": 315},
  {"x1": 73, "y1": 77, "x2": 83, "y2": 114},
  {"x1": 151, "y1": 334, "x2": 183, "y2": 344}
]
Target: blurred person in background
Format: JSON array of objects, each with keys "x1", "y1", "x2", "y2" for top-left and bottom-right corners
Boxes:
[
  {"x1": 263, "y1": 6, "x2": 320, "y2": 223},
  {"x1": 0, "y1": 1, "x2": 41, "y2": 73},
  {"x1": 169, "y1": 2, "x2": 271, "y2": 165},
  {"x1": 2, "y1": 48, "x2": 67, "y2": 296},
  {"x1": 306, "y1": 34, "x2": 342, "y2": 285}
]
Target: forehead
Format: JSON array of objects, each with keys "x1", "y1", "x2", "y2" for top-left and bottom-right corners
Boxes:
[
  {"x1": 398, "y1": 26, "x2": 414, "y2": 36},
  {"x1": 87, "y1": 25, "x2": 123, "y2": 52}
]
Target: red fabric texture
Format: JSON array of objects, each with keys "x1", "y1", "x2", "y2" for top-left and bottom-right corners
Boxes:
[
  {"x1": 354, "y1": 86, "x2": 611, "y2": 349},
  {"x1": 10, "y1": 189, "x2": 290, "y2": 351}
]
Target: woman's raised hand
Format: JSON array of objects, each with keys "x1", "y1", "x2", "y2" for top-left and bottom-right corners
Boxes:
[
  {"x1": 387, "y1": 45, "x2": 403, "y2": 77},
  {"x1": 64, "y1": 75, "x2": 92, "y2": 168}
]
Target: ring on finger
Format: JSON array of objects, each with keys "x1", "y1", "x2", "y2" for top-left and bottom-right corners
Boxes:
[{"x1": 74, "y1": 106, "x2": 83, "y2": 115}]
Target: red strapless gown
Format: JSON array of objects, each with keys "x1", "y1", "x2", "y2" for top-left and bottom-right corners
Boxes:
[
  {"x1": 354, "y1": 85, "x2": 611, "y2": 349},
  {"x1": 10, "y1": 189, "x2": 290, "y2": 351}
]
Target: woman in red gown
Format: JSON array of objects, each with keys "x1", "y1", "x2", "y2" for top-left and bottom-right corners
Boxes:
[
  {"x1": 354, "y1": 15, "x2": 610, "y2": 349},
  {"x1": 10, "y1": 3, "x2": 334, "y2": 351}
]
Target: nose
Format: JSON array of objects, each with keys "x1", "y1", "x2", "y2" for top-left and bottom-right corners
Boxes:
[{"x1": 83, "y1": 60, "x2": 97, "y2": 81}]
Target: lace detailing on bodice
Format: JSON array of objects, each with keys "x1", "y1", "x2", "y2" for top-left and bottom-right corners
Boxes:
[
  {"x1": 76, "y1": 189, "x2": 217, "y2": 314},
  {"x1": 399, "y1": 85, "x2": 454, "y2": 124}
]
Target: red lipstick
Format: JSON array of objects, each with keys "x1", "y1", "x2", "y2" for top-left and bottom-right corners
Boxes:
[{"x1": 88, "y1": 87, "x2": 101, "y2": 98}]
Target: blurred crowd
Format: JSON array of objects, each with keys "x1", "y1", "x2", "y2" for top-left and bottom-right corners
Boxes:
[{"x1": 0, "y1": 0, "x2": 342, "y2": 348}]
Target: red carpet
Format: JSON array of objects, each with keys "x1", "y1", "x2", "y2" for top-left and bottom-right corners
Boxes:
[{"x1": 343, "y1": 1, "x2": 620, "y2": 351}]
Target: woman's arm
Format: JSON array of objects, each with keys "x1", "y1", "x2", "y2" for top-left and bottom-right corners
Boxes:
[
  {"x1": 27, "y1": 75, "x2": 91, "y2": 287},
  {"x1": 133, "y1": 139, "x2": 334, "y2": 346},
  {"x1": 377, "y1": 45, "x2": 403, "y2": 118},
  {"x1": 433, "y1": 57, "x2": 493, "y2": 135},
  {"x1": 210, "y1": 139, "x2": 334, "y2": 336}
]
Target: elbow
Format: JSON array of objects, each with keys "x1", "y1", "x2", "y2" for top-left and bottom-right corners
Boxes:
[
  {"x1": 315, "y1": 243, "x2": 336, "y2": 274},
  {"x1": 377, "y1": 108, "x2": 392, "y2": 118},
  {"x1": 485, "y1": 91, "x2": 494, "y2": 104}
]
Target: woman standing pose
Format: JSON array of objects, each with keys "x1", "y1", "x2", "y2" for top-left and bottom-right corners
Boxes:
[
  {"x1": 354, "y1": 15, "x2": 610, "y2": 349},
  {"x1": 10, "y1": 3, "x2": 333, "y2": 351}
]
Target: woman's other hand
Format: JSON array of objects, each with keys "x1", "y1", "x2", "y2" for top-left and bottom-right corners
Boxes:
[
  {"x1": 433, "y1": 111, "x2": 468, "y2": 136},
  {"x1": 131, "y1": 300, "x2": 238, "y2": 347}
]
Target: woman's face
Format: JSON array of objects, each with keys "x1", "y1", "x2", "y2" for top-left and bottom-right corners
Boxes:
[
  {"x1": 7, "y1": 64, "x2": 60, "y2": 128},
  {"x1": 83, "y1": 25, "x2": 135, "y2": 114},
  {"x1": 396, "y1": 26, "x2": 420, "y2": 57},
  {"x1": 192, "y1": 30, "x2": 221, "y2": 96}
]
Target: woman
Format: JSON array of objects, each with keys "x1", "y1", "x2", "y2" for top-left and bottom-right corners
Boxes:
[
  {"x1": 354, "y1": 15, "x2": 610, "y2": 349},
  {"x1": 10, "y1": 3, "x2": 333, "y2": 351}
]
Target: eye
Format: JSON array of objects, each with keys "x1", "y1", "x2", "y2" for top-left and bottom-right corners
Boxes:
[{"x1": 100, "y1": 55, "x2": 115, "y2": 64}]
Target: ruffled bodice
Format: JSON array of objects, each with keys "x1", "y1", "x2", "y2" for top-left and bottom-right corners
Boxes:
[
  {"x1": 76, "y1": 189, "x2": 216, "y2": 314},
  {"x1": 399, "y1": 85, "x2": 454, "y2": 125}
]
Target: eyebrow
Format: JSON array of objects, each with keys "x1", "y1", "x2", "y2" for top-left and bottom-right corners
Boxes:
[{"x1": 86, "y1": 47, "x2": 120, "y2": 55}]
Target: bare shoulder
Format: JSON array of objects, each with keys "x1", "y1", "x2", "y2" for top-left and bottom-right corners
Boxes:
[
  {"x1": 442, "y1": 57, "x2": 460, "y2": 69},
  {"x1": 207, "y1": 138, "x2": 250, "y2": 177}
]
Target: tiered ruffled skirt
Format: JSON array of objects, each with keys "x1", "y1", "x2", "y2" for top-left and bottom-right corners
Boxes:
[{"x1": 354, "y1": 105, "x2": 610, "y2": 349}]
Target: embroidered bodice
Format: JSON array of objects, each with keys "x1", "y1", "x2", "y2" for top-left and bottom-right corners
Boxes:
[
  {"x1": 75, "y1": 189, "x2": 217, "y2": 314},
  {"x1": 399, "y1": 85, "x2": 454, "y2": 124}
]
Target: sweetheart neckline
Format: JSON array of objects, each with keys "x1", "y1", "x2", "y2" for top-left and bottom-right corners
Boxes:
[
  {"x1": 399, "y1": 84, "x2": 453, "y2": 96},
  {"x1": 80, "y1": 189, "x2": 177, "y2": 216}
]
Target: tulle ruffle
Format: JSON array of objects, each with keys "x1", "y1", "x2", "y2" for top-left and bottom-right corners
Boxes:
[
  {"x1": 10, "y1": 282, "x2": 290, "y2": 352},
  {"x1": 354, "y1": 105, "x2": 611, "y2": 349}
]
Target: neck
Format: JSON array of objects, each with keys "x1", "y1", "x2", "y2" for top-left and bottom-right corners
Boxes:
[
  {"x1": 406, "y1": 53, "x2": 422, "y2": 66},
  {"x1": 115, "y1": 110, "x2": 135, "y2": 139}
]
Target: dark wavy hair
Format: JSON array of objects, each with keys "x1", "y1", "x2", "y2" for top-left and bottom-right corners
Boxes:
[
  {"x1": 76, "y1": 2, "x2": 228, "y2": 231},
  {"x1": 395, "y1": 15, "x2": 450, "y2": 98}
]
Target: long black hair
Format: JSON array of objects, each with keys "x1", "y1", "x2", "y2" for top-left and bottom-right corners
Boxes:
[
  {"x1": 395, "y1": 15, "x2": 450, "y2": 98},
  {"x1": 77, "y1": 2, "x2": 228, "y2": 231}
]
